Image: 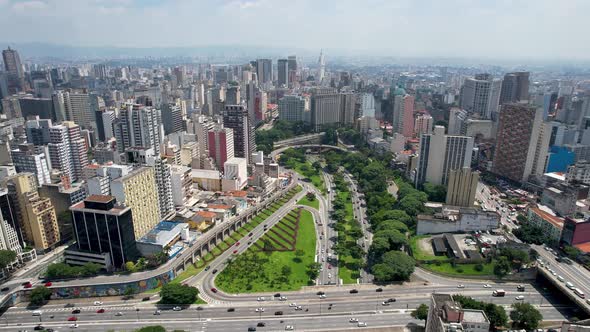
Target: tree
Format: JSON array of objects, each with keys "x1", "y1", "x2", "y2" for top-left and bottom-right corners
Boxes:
[
  {"x1": 372, "y1": 251, "x2": 415, "y2": 282},
  {"x1": 159, "y1": 283, "x2": 199, "y2": 305},
  {"x1": 453, "y1": 295, "x2": 507, "y2": 328},
  {"x1": 305, "y1": 191, "x2": 316, "y2": 201},
  {"x1": 398, "y1": 196, "x2": 424, "y2": 217},
  {"x1": 374, "y1": 220, "x2": 409, "y2": 234},
  {"x1": 123, "y1": 286, "x2": 135, "y2": 296},
  {"x1": 493, "y1": 256, "x2": 511, "y2": 278},
  {"x1": 0, "y1": 250, "x2": 16, "y2": 269},
  {"x1": 29, "y1": 286, "x2": 52, "y2": 306},
  {"x1": 295, "y1": 249, "x2": 305, "y2": 258},
  {"x1": 510, "y1": 302, "x2": 543, "y2": 329},
  {"x1": 135, "y1": 326, "x2": 166, "y2": 332},
  {"x1": 372, "y1": 229, "x2": 408, "y2": 251},
  {"x1": 411, "y1": 303, "x2": 429, "y2": 321},
  {"x1": 423, "y1": 182, "x2": 447, "y2": 202},
  {"x1": 125, "y1": 261, "x2": 137, "y2": 272},
  {"x1": 564, "y1": 245, "x2": 582, "y2": 260},
  {"x1": 306, "y1": 262, "x2": 321, "y2": 280}
]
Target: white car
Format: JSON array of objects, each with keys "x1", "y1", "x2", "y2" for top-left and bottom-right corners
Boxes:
[
  {"x1": 358, "y1": 322, "x2": 367, "y2": 327},
  {"x1": 381, "y1": 301, "x2": 390, "y2": 306},
  {"x1": 279, "y1": 296, "x2": 287, "y2": 301},
  {"x1": 457, "y1": 284, "x2": 465, "y2": 288},
  {"x1": 257, "y1": 297, "x2": 265, "y2": 301},
  {"x1": 285, "y1": 326, "x2": 294, "y2": 331},
  {"x1": 289, "y1": 303, "x2": 297, "y2": 307},
  {"x1": 69, "y1": 323, "x2": 79, "y2": 328},
  {"x1": 515, "y1": 295, "x2": 525, "y2": 300},
  {"x1": 172, "y1": 306, "x2": 182, "y2": 311},
  {"x1": 93, "y1": 301, "x2": 103, "y2": 306},
  {"x1": 349, "y1": 318, "x2": 359, "y2": 323},
  {"x1": 255, "y1": 308, "x2": 265, "y2": 312},
  {"x1": 483, "y1": 284, "x2": 491, "y2": 288},
  {"x1": 294, "y1": 305, "x2": 302, "y2": 311},
  {"x1": 319, "y1": 294, "x2": 326, "y2": 299},
  {"x1": 115, "y1": 312, "x2": 123, "y2": 316}
]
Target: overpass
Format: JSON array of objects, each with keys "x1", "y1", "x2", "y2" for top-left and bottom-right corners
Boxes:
[
  {"x1": 273, "y1": 133, "x2": 325, "y2": 148},
  {"x1": 534, "y1": 245, "x2": 590, "y2": 315},
  {"x1": 270, "y1": 144, "x2": 350, "y2": 158},
  {"x1": 0, "y1": 182, "x2": 299, "y2": 307}
]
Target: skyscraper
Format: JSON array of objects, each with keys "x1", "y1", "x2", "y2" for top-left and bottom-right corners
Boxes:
[
  {"x1": 460, "y1": 74, "x2": 502, "y2": 119},
  {"x1": 317, "y1": 50, "x2": 325, "y2": 84},
  {"x1": 446, "y1": 167, "x2": 479, "y2": 207},
  {"x1": 279, "y1": 95, "x2": 307, "y2": 122},
  {"x1": 492, "y1": 103, "x2": 544, "y2": 183},
  {"x1": 256, "y1": 59, "x2": 272, "y2": 84},
  {"x1": 340, "y1": 92, "x2": 357, "y2": 125},
  {"x1": 500, "y1": 72, "x2": 530, "y2": 104},
  {"x1": 311, "y1": 88, "x2": 340, "y2": 131},
  {"x1": 225, "y1": 85, "x2": 241, "y2": 105},
  {"x1": 277, "y1": 59, "x2": 288, "y2": 87},
  {"x1": 287, "y1": 55, "x2": 298, "y2": 86},
  {"x1": 161, "y1": 104, "x2": 184, "y2": 135},
  {"x1": 11, "y1": 144, "x2": 51, "y2": 186},
  {"x1": 359, "y1": 93, "x2": 376, "y2": 118},
  {"x1": 2, "y1": 47, "x2": 25, "y2": 93},
  {"x1": 414, "y1": 114, "x2": 434, "y2": 136},
  {"x1": 223, "y1": 105, "x2": 255, "y2": 163},
  {"x1": 246, "y1": 82, "x2": 267, "y2": 124},
  {"x1": 416, "y1": 126, "x2": 474, "y2": 186},
  {"x1": 392, "y1": 89, "x2": 415, "y2": 137},
  {"x1": 114, "y1": 103, "x2": 163, "y2": 154},
  {"x1": 208, "y1": 127, "x2": 234, "y2": 170}
]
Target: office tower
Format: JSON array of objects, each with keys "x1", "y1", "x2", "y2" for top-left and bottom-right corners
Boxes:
[
  {"x1": 92, "y1": 64, "x2": 108, "y2": 79},
  {"x1": 492, "y1": 103, "x2": 544, "y2": 183},
  {"x1": 63, "y1": 121, "x2": 89, "y2": 182},
  {"x1": 208, "y1": 127, "x2": 234, "y2": 170},
  {"x1": 4, "y1": 173, "x2": 60, "y2": 251},
  {"x1": 446, "y1": 167, "x2": 479, "y2": 207},
  {"x1": 111, "y1": 167, "x2": 160, "y2": 239},
  {"x1": 114, "y1": 103, "x2": 163, "y2": 153},
  {"x1": 161, "y1": 104, "x2": 184, "y2": 135},
  {"x1": 70, "y1": 195, "x2": 137, "y2": 269},
  {"x1": 170, "y1": 165, "x2": 191, "y2": 206},
  {"x1": 360, "y1": 93, "x2": 375, "y2": 118},
  {"x1": 340, "y1": 92, "x2": 357, "y2": 125},
  {"x1": 392, "y1": 90, "x2": 415, "y2": 137},
  {"x1": 459, "y1": 74, "x2": 502, "y2": 119},
  {"x1": 222, "y1": 157, "x2": 248, "y2": 191},
  {"x1": 18, "y1": 96, "x2": 56, "y2": 120},
  {"x1": 416, "y1": 126, "x2": 474, "y2": 186},
  {"x1": 2, "y1": 47, "x2": 25, "y2": 93},
  {"x1": 96, "y1": 109, "x2": 115, "y2": 141},
  {"x1": 0, "y1": 194, "x2": 22, "y2": 255},
  {"x1": 223, "y1": 105, "x2": 255, "y2": 163},
  {"x1": 0, "y1": 188, "x2": 26, "y2": 249},
  {"x1": 317, "y1": 50, "x2": 325, "y2": 84},
  {"x1": 256, "y1": 59, "x2": 272, "y2": 84},
  {"x1": 500, "y1": 72, "x2": 530, "y2": 104},
  {"x1": 277, "y1": 59, "x2": 288, "y2": 87},
  {"x1": 246, "y1": 82, "x2": 267, "y2": 124},
  {"x1": 226, "y1": 85, "x2": 240, "y2": 104},
  {"x1": 11, "y1": 144, "x2": 51, "y2": 186},
  {"x1": 448, "y1": 108, "x2": 469, "y2": 135},
  {"x1": 279, "y1": 95, "x2": 306, "y2": 122},
  {"x1": 1, "y1": 96, "x2": 22, "y2": 118},
  {"x1": 414, "y1": 114, "x2": 434, "y2": 136},
  {"x1": 311, "y1": 88, "x2": 340, "y2": 131},
  {"x1": 52, "y1": 91, "x2": 94, "y2": 129},
  {"x1": 194, "y1": 115, "x2": 216, "y2": 163},
  {"x1": 287, "y1": 56, "x2": 298, "y2": 86}
]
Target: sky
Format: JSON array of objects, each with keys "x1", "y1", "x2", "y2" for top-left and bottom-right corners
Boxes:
[{"x1": 0, "y1": 0, "x2": 589, "y2": 60}]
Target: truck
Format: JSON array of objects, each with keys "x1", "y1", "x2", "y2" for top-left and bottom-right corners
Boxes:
[{"x1": 492, "y1": 289, "x2": 505, "y2": 297}]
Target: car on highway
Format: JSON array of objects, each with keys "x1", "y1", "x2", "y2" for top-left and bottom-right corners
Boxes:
[
  {"x1": 204, "y1": 266, "x2": 211, "y2": 271},
  {"x1": 274, "y1": 311, "x2": 283, "y2": 315},
  {"x1": 24, "y1": 283, "x2": 32, "y2": 288},
  {"x1": 257, "y1": 322, "x2": 266, "y2": 327},
  {"x1": 358, "y1": 322, "x2": 367, "y2": 327},
  {"x1": 381, "y1": 301, "x2": 390, "y2": 306},
  {"x1": 0, "y1": 287, "x2": 8, "y2": 292},
  {"x1": 483, "y1": 284, "x2": 491, "y2": 288},
  {"x1": 212, "y1": 269, "x2": 218, "y2": 274},
  {"x1": 69, "y1": 324, "x2": 78, "y2": 329},
  {"x1": 72, "y1": 309, "x2": 81, "y2": 314},
  {"x1": 227, "y1": 308, "x2": 235, "y2": 312},
  {"x1": 211, "y1": 287, "x2": 218, "y2": 293},
  {"x1": 142, "y1": 296, "x2": 151, "y2": 301},
  {"x1": 515, "y1": 295, "x2": 525, "y2": 300},
  {"x1": 316, "y1": 291, "x2": 325, "y2": 295},
  {"x1": 279, "y1": 296, "x2": 287, "y2": 301},
  {"x1": 44, "y1": 282, "x2": 52, "y2": 287},
  {"x1": 153, "y1": 310, "x2": 161, "y2": 315},
  {"x1": 34, "y1": 325, "x2": 45, "y2": 330},
  {"x1": 294, "y1": 305, "x2": 302, "y2": 310},
  {"x1": 375, "y1": 288, "x2": 383, "y2": 292},
  {"x1": 32, "y1": 310, "x2": 42, "y2": 316},
  {"x1": 236, "y1": 242, "x2": 240, "y2": 246},
  {"x1": 285, "y1": 326, "x2": 294, "y2": 331},
  {"x1": 248, "y1": 327, "x2": 257, "y2": 332},
  {"x1": 457, "y1": 284, "x2": 465, "y2": 288},
  {"x1": 67, "y1": 316, "x2": 78, "y2": 321},
  {"x1": 249, "y1": 233, "x2": 253, "y2": 237},
  {"x1": 233, "y1": 250, "x2": 238, "y2": 254},
  {"x1": 255, "y1": 308, "x2": 265, "y2": 312},
  {"x1": 289, "y1": 303, "x2": 297, "y2": 307},
  {"x1": 93, "y1": 301, "x2": 103, "y2": 306},
  {"x1": 319, "y1": 294, "x2": 326, "y2": 299},
  {"x1": 115, "y1": 312, "x2": 123, "y2": 316},
  {"x1": 274, "y1": 293, "x2": 281, "y2": 297},
  {"x1": 350, "y1": 289, "x2": 358, "y2": 294},
  {"x1": 386, "y1": 298, "x2": 396, "y2": 303},
  {"x1": 349, "y1": 318, "x2": 359, "y2": 323},
  {"x1": 172, "y1": 306, "x2": 182, "y2": 311},
  {"x1": 517, "y1": 285, "x2": 525, "y2": 292},
  {"x1": 96, "y1": 309, "x2": 105, "y2": 313}
]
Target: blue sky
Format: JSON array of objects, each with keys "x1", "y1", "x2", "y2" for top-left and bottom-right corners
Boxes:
[{"x1": 0, "y1": 0, "x2": 588, "y2": 59}]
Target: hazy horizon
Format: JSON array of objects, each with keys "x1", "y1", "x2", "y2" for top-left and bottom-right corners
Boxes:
[{"x1": 1, "y1": 0, "x2": 589, "y2": 60}]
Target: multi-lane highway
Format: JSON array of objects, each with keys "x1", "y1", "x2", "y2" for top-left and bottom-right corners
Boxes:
[{"x1": 321, "y1": 171, "x2": 340, "y2": 286}]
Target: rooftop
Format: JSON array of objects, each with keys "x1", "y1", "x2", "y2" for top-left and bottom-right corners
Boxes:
[
  {"x1": 462, "y1": 309, "x2": 489, "y2": 323},
  {"x1": 137, "y1": 221, "x2": 188, "y2": 246},
  {"x1": 86, "y1": 194, "x2": 115, "y2": 203},
  {"x1": 530, "y1": 205, "x2": 564, "y2": 229},
  {"x1": 574, "y1": 242, "x2": 590, "y2": 253}
]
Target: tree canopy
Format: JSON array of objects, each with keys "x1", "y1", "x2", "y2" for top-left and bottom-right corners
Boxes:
[
  {"x1": 510, "y1": 302, "x2": 543, "y2": 329},
  {"x1": 453, "y1": 294, "x2": 508, "y2": 328},
  {"x1": 159, "y1": 283, "x2": 199, "y2": 305},
  {"x1": 0, "y1": 250, "x2": 16, "y2": 269},
  {"x1": 371, "y1": 251, "x2": 415, "y2": 282},
  {"x1": 29, "y1": 286, "x2": 52, "y2": 306},
  {"x1": 411, "y1": 303, "x2": 429, "y2": 321}
]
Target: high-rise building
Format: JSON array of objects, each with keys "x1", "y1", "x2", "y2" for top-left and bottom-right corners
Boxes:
[
  {"x1": 170, "y1": 165, "x2": 191, "y2": 206},
  {"x1": 359, "y1": 93, "x2": 375, "y2": 118},
  {"x1": 277, "y1": 59, "x2": 288, "y2": 87},
  {"x1": 194, "y1": 114, "x2": 216, "y2": 164},
  {"x1": 414, "y1": 114, "x2": 434, "y2": 136},
  {"x1": 448, "y1": 108, "x2": 469, "y2": 135},
  {"x1": 223, "y1": 105, "x2": 255, "y2": 163},
  {"x1": 416, "y1": 126, "x2": 474, "y2": 186},
  {"x1": 222, "y1": 157, "x2": 248, "y2": 191},
  {"x1": 460, "y1": 74, "x2": 502, "y2": 119},
  {"x1": 279, "y1": 95, "x2": 307, "y2": 122},
  {"x1": 52, "y1": 91, "x2": 95, "y2": 129},
  {"x1": 1, "y1": 95, "x2": 22, "y2": 118},
  {"x1": 114, "y1": 103, "x2": 163, "y2": 154},
  {"x1": 2, "y1": 47, "x2": 25, "y2": 94},
  {"x1": 161, "y1": 103, "x2": 184, "y2": 135},
  {"x1": 311, "y1": 88, "x2": 340, "y2": 131},
  {"x1": 92, "y1": 64, "x2": 108, "y2": 79},
  {"x1": 4, "y1": 173, "x2": 60, "y2": 251},
  {"x1": 0, "y1": 191, "x2": 22, "y2": 255},
  {"x1": 208, "y1": 127, "x2": 234, "y2": 170},
  {"x1": 256, "y1": 59, "x2": 272, "y2": 84},
  {"x1": 317, "y1": 50, "x2": 325, "y2": 84},
  {"x1": 246, "y1": 82, "x2": 267, "y2": 124},
  {"x1": 500, "y1": 72, "x2": 530, "y2": 104},
  {"x1": 492, "y1": 103, "x2": 544, "y2": 183},
  {"x1": 11, "y1": 144, "x2": 51, "y2": 186},
  {"x1": 340, "y1": 92, "x2": 357, "y2": 125},
  {"x1": 446, "y1": 167, "x2": 479, "y2": 207},
  {"x1": 18, "y1": 96, "x2": 56, "y2": 120},
  {"x1": 287, "y1": 56, "x2": 298, "y2": 86},
  {"x1": 63, "y1": 121, "x2": 89, "y2": 182},
  {"x1": 392, "y1": 92, "x2": 415, "y2": 137},
  {"x1": 110, "y1": 167, "x2": 160, "y2": 240},
  {"x1": 70, "y1": 195, "x2": 137, "y2": 269},
  {"x1": 225, "y1": 85, "x2": 241, "y2": 105}
]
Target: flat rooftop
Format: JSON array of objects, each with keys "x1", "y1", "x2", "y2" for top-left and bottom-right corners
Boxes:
[
  {"x1": 462, "y1": 309, "x2": 488, "y2": 323},
  {"x1": 137, "y1": 221, "x2": 188, "y2": 246}
]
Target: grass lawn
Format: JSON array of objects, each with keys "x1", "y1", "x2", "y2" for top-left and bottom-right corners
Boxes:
[
  {"x1": 297, "y1": 196, "x2": 320, "y2": 210},
  {"x1": 202, "y1": 252, "x2": 214, "y2": 262},
  {"x1": 409, "y1": 236, "x2": 448, "y2": 261},
  {"x1": 422, "y1": 262, "x2": 495, "y2": 276},
  {"x1": 145, "y1": 263, "x2": 205, "y2": 294},
  {"x1": 216, "y1": 209, "x2": 317, "y2": 293},
  {"x1": 290, "y1": 161, "x2": 325, "y2": 193}
]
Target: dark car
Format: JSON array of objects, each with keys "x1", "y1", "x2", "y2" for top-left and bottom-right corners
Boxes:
[
  {"x1": 211, "y1": 288, "x2": 218, "y2": 293},
  {"x1": 1, "y1": 287, "x2": 9, "y2": 292},
  {"x1": 349, "y1": 289, "x2": 358, "y2": 294},
  {"x1": 21, "y1": 281, "x2": 30, "y2": 286},
  {"x1": 274, "y1": 311, "x2": 283, "y2": 315},
  {"x1": 248, "y1": 328, "x2": 257, "y2": 332},
  {"x1": 274, "y1": 293, "x2": 281, "y2": 297},
  {"x1": 375, "y1": 287, "x2": 383, "y2": 292},
  {"x1": 257, "y1": 322, "x2": 266, "y2": 327},
  {"x1": 517, "y1": 285, "x2": 525, "y2": 292},
  {"x1": 72, "y1": 309, "x2": 81, "y2": 314},
  {"x1": 142, "y1": 296, "x2": 151, "y2": 301},
  {"x1": 212, "y1": 269, "x2": 218, "y2": 274},
  {"x1": 316, "y1": 291, "x2": 325, "y2": 295},
  {"x1": 34, "y1": 326, "x2": 45, "y2": 331},
  {"x1": 204, "y1": 266, "x2": 211, "y2": 271},
  {"x1": 387, "y1": 298, "x2": 396, "y2": 303},
  {"x1": 227, "y1": 308, "x2": 235, "y2": 312}
]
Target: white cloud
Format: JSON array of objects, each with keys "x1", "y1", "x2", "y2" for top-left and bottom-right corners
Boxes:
[{"x1": 12, "y1": 0, "x2": 47, "y2": 10}]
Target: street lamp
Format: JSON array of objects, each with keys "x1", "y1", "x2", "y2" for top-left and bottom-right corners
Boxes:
[{"x1": 135, "y1": 308, "x2": 140, "y2": 321}]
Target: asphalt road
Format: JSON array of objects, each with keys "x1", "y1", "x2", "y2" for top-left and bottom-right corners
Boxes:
[{"x1": 320, "y1": 171, "x2": 339, "y2": 286}]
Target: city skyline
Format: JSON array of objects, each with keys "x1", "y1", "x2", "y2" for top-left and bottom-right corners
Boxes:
[{"x1": 0, "y1": 0, "x2": 589, "y2": 60}]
